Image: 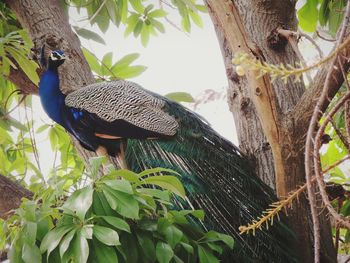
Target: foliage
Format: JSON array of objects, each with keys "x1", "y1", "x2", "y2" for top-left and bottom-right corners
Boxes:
[
  {"x1": 68, "y1": 0, "x2": 206, "y2": 46},
  {"x1": 1, "y1": 162, "x2": 233, "y2": 263},
  {"x1": 0, "y1": 3, "x2": 39, "y2": 86},
  {"x1": 82, "y1": 48, "x2": 147, "y2": 80},
  {"x1": 298, "y1": 0, "x2": 346, "y2": 36}
]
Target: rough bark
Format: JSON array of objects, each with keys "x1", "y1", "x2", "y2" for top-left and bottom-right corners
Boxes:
[
  {"x1": 205, "y1": 0, "x2": 337, "y2": 262},
  {"x1": 7, "y1": 66, "x2": 40, "y2": 94},
  {"x1": 1, "y1": 0, "x2": 122, "y2": 220},
  {"x1": 4, "y1": 0, "x2": 121, "y2": 166},
  {"x1": 0, "y1": 174, "x2": 32, "y2": 219}
]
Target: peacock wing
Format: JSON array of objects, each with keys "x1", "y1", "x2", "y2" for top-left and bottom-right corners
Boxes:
[{"x1": 65, "y1": 80, "x2": 179, "y2": 136}]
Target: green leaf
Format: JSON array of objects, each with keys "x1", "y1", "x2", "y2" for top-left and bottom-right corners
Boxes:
[
  {"x1": 165, "y1": 92, "x2": 194, "y2": 103},
  {"x1": 107, "y1": 169, "x2": 140, "y2": 183},
  {"x1": 319, "y1": 0, "x2": 330, "y2": 26},
  {"x1": 82, "y1": 47, "x2": 103, "y2": 76},
  {"x1": 149, "y1": 19, "x2": 165, "y2": 33},
  {"x1": 116, "y1": 65, "x2": 147, "y2": 79},
  {"x1": 124, "y1": 14, "x2": 140, "y2": 37},
  {"x1": 22, "y1": 243, "x2": 41, "y2": 263},
  {"x1": 204, "y1": 231, "x2": 234, "y2": 249},
  {"x1": 207, "y1": 243, "x2": 223, "y2": 254},
  {"x1": 6, "y1": 45, "x2": 39, "y2": 85},
  {"x1": 23, "y1": 221, "x2": 37, "y2": 245},
  {"x1": 73, "y1": 230, "x2": 89, "y2": 263},
  {"x1": 36, "y1": 124, "x2": 50, "y2": 133},
  {"x1": 93, "y1": 191, "x2": 115, "y2": 216},
  {"x1": 198, "y1": 245, "x2": 219, "y2": 263},
  {"x1": 111, "y1": 53, "x2": 140, "y2": 71},
  {"x1": 133, "y1": 20, "x2": 143, "y2": 37},
  {"x1": 93, "y1": 225, "x2": 120, "y2": 246},
  {"x1": 148, "y1": 9, "x2": 167, "y2": 18},
  {"x1": 130, "y1": 0, "x2": 145, "y2": 13},
  {"x1": 63, "y1": 186, "x2": 93, "y2": 221},
  {"x1": 101, "y1": 52, "x2": 113, "y2": 76},
  {"x1": 141, "y1": 176, "x2": 186, "y2": 199},
  {"x1": 328, "y1": 0, "x2": 345, "y2": 36},
  {"x1": 137, "y1": 233, "x2": 155, "y2": 262},
  {"x1": 138, "y1": 167, "x2": 181, "y2": 178},
  {"x1": 59, "y1": 228, "x2": 76, "y2": 259},
  {"x1": 141, "y1": 26, "x2": 150, "y2": 46},
  {"x1": 89, "y1": 156, "x2": 106, "y2": 179},
  {"x1": 8, "y1": 117, "x2": 28, "y2": 131},
  {"x1": 93, "y1": 238, "x2": 119, "y2": 263},
  {"x1": 156, "y1": 242, "x2": 174, "y2": 263},
  {"x1": 121, "y1": 234, "x2": 139, "y2": 263},
  {"x1": 163, "y1": 225, "x2": 183, "y2": 248},
  {"x1": 189, "y1": 10, "x2": 203, "y2": 27},
  {"x1": 102, "y1": 186, "x2": 139, "y2": 219},
  {"x1": 74, "y1": 27, "x2": 106, "y2": 44},
  {"x1": 40, "y1": 224, "x2": 74, "y2": 259},
  {"x1": 103, "y1": 179, "x2": 133, "y2": 194},
  {"x1": 137, "y1": 188, "x2": 170, "y2": 202},
  {"x1": 297, "y1": 0, "x2": 318, "y2": 32},
  {"x1": 101, "y1": 216, "x2": 131, "y2": 233},
  {"x1": 180, "y1": 242, "x2": 193, "y2": 254}
]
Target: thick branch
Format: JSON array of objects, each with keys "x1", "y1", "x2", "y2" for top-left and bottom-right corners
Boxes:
[
  {"x1": 0, "y1": 174, "x2": 32, "y2": 219},
  {"x1": 293, "y1": 35, "x2": 350, "y2": 130},
  {"x1": 205, "y1": 0, "x2": 287, "y2": 196},
  {"x1": 6, "y1": 66, "x2": 40, "y2": 94}
]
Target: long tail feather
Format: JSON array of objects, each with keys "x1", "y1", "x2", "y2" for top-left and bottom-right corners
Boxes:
[{"x1": 125, "y1": 98, "x2": 297, "y2": 262}]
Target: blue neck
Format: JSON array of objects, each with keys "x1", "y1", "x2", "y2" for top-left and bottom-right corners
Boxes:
[{"x1": 39, "y1": 68, "x2": 66, "y2": 126}]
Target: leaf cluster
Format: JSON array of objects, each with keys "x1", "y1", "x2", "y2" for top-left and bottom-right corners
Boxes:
[
  {"x1": 67, "y1": 0, "x2": 206, "y2": 46},
  {"x1": 298, "y1": 0, "x2": 346, "y2": 36},
  {"x1": 2, "y1": 160, "x2": 234, "y2": 263},
  {"x1": 0, "y1": 3, "x2": 39, "y2": 86}
]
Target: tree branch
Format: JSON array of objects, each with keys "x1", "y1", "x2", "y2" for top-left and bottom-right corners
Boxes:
[
  {"x1": 0, "y1": 174, "x2": 32, "y2": 219},
  {"x1": 292, "y1": 34, "x2": 350, "y2": 131},
  {"x1": 6, "y1": 66, "x2": 41, "y2": 95},
  {"x1": 205, "y1": 0, "x2": 289, "y2": 197}
]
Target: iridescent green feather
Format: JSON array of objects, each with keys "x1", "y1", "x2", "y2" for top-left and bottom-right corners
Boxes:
[{"x1": 125, "y1": 96, "x2": 297, "y2": 263}]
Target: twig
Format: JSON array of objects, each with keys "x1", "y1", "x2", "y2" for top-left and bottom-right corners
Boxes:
[
  {"x1": 88, "y1": 0, "x2": 107, "y2": 23},
  {"x1": 329, "y1": 117, "x2": 350, "y2": 150},
  {"x1": 239, "y1": 154, "x2": 350, "y2": 235},
  {"x1": 316, "y1": 30, "x2": 336, "y2": 42},
  {"x1": 338, "y1": 51, "x2": 350, "y2": 141},
  {"x1": 323, "y1": 155, "x2": 350, "y2": 174},
  {"x1": 298, "y1": 30, "x2": 324, "y2": 59},
  {"x1": 304, "y1": 2, "x2": 350, "y2": 262},
  {"x1": 314, "y1": 92, "x2": 350, "y2": 230},
  {"x1": 277, "y1": 28, "x2": 313, "y2": 83}
]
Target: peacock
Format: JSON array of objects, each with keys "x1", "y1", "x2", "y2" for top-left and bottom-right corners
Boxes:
[{"x1": 38, "y1": 49, "x2": 297, "y2": 263}]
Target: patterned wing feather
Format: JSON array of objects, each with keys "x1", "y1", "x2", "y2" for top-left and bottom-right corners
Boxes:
[{"x1": 65, "y1": 80, "x2": 179, "y2": 136}]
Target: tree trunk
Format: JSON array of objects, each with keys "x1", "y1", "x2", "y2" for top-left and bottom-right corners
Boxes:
[
  {"x1": 205, "y1": 0, "x2": 337, "y2": 262},
  {"x1": 4, "y1": 0, "x2": 121, "y2": 170}
]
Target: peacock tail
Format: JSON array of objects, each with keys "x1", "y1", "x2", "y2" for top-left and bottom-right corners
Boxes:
[{"x1": 125, "y1": 95, "x2": 297, "y2": 263}]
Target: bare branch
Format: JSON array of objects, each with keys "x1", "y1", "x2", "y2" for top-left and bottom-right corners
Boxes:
[
  {"x1": 304, "y1": 3, "x2": 350, "y2": 261},
  {"x1": 6, "y1": 66, "x2": 40, "y2": 95}
]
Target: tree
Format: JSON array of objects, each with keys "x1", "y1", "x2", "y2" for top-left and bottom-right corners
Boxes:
[{"x1": 1, "y1": 0, "x2": 350, "y2": 262}]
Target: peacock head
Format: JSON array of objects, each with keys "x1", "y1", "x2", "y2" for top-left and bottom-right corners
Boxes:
[{"x1": 48, "y1": 50, "x2": 66, "y2": 69}]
